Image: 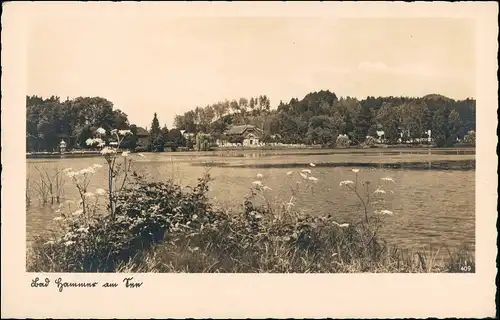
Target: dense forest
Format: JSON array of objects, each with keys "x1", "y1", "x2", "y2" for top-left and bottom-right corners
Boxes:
[
  {"x1": 26, "y1": 91, "x2": 476, "y2": 152},
  {"x1": 173, "y1": 91, "x2": 476, "y2": 147}
]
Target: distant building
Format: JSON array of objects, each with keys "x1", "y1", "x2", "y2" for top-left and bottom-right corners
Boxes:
[
  {"x1": 135, "y1": 127, "x2": 150, "y2": 147},
  {"x1": 220, "y1": 125, "x2": 263, "y2": 147}
]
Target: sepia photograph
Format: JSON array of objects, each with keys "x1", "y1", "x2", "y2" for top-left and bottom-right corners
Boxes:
[
  {"x1": 25, "y1": 10, "x2": 478, "y2": 274},
  {"x1": 1, "y1": 2, "x2": 497, "y2": 318}
]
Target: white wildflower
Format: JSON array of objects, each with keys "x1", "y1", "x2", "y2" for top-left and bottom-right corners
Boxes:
[
  {"x1": 110, "y1": 129, "x2": 118, "y2": 135},
  {"x1": 339, "y1": 180, "x2": 354, "y2": 186},
  {"x1": 86, "y1": 138, "x2": 105, "y2": 147},
  {"x1": 373, "y1": 189, "x2": 386, "y2": 194},
  {"x1": 256, "y1": 173, "x2": 263, "y2": 179},
  {"x1": 96, "y1": 127, "x2": 106, "y2": 135},
  {"x1": 44, "y1": 240, "x2": 55, "y2": 245},
  {"x1": 76, "y1": 227, "x2": 89, "y2": 233},
  {"x1": 381, "y1": 177, "x2": 395, "y2": 183},
  {"x1": 64, "y1": 240, "x2": 76, "y2": 246},
  {"x1": 79, "y1": 167, "x2": 95, "y2": 175},
  {"x1": 310, "y1": 163, "x2": 316, "y2": 167},
  {"x1": 65, "y1": 200, "x2": 74, "y2": 204},
  {"x1": 286, "y1": 171, "x2": 293, "y2": 176},
  {"x1": 255, "y1": 213, "x2": 262, "y2": 219},
  {"x1": 92, "y1": 164, "x2": 103, "y2": 169},
  {"x1": 332, "y1": 221, "x2": 350, "y2": 228},
  {"x1": 375, "y1": 209, "x2": 394, "y2": 216},
  {"x1": 308, "y1": 176, "x2": 318, "y2": 182},
  {"x1": 96, "y1": 188, "x2": 106, "y2": 196},
  {"x1": 192, "y1": 214, "x2": 198, "y2": 220},
  {"x1": 100, "y1": 147, "x2": 117, "y2": 155},
  {"x1": 252, "y1": 180, "x2": 263, "y2": 186},
  {"x1": 66, "y1": 171, "x2": 78, "y2": 178},
  {"x1": 72, "y1": 209, "x2": 83, "y2": 216},
  {"x1": 83, "y1": 192, "x2": 95, "y2": 198},
  {"x1": 352, "y1": 169, "x2": 360, "y2": 173},
  {"x1": 121, "y1": 151, "x2": 131, "y2": 157},
  {"x1": 118, "y1": 129, "x2": 132, "y2": 136},
  {"x1": 301, "y1": 169, "x2": 312, "y2": 174},
  {"x1": 53, "y1": 216, "x2": 63, "y2": 221}
]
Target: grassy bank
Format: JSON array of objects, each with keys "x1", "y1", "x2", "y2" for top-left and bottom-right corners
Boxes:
[{"x1": 26, "y1": 171, "x2": 474, "y2": 273}]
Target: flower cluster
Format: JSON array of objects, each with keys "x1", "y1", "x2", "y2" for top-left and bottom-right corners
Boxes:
[
  {"x1": 64, "y1": 164, "x2": 103, "y2": 179},
  {"x1": 84, "y1": 128, "x2": 133, "y2": 150},
  {"x1": 252, "y1": 175, "x2": 272, "y2": 191},
  {"x1": 85, "y1": 138, "x2": 105, "y2": 148},
  {"x1": 111, "y1": 129, "x2": 133, "y2": 136},
  {"x1": 339, "y1": 168, "x2": 396, "y2": 220}
]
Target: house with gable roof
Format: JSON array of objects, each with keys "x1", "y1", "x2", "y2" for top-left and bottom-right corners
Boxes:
[{"x1": 219, "y1": 124, "x2": 264, "y2": 147}]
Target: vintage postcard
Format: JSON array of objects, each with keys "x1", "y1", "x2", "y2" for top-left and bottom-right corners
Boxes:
[{"x1": 2, "y1": 2, "x2": 497, "y2": 318}]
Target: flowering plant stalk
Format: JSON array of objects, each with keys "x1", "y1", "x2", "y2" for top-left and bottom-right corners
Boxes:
[
  {"x1": 91, "y1": 128, "x2": 134, "y2": 219},
  {"x1": 339, "y1": 169, "x2": 396, "y2": 223},
  {"x1": 64, "y1": 165, "x2": 103, "y2": 217},
  {"x1": 338, "y1": 169, "x2": 397, "y2": 257}
]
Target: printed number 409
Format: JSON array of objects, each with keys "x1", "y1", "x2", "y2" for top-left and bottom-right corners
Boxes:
[{"x1": 460, "y1": 265, "x2": 472, "y2": 272}]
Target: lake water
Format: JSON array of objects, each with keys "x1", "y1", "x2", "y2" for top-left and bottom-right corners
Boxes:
[{"x1": 26, "y1": 148, "x2": 475, "y2": 253}]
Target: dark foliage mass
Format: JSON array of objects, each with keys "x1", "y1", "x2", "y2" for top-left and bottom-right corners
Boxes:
[
  {"x1": 27, "y1": 91, "x2": 475, "y2": 152},
  {"x1": 173, "y1": 91, "x2": 475, "y2": 147}
]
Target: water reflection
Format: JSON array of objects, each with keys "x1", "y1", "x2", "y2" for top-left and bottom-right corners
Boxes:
[
  {"x1": 199, "y1": 148, "x2": 475, "y2": 158},
  {"x1": 192, "y1": 159, "x2": 475, "y2": 171}
]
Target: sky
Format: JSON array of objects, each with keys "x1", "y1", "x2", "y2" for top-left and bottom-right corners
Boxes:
[{"x1": 27, "y1": 10, "x2": 476, "y2": 129}]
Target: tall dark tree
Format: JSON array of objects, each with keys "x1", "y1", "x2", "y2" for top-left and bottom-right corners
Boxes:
[
  {"x1": 149, "y1": 113, "x2": 164, "y2": 152},
  {"x1": 161, "y1": 124, "x2": 169, "y2": 142},
  {"x1": 352, "y1": 104, "x2": 374, "y2": 144}
]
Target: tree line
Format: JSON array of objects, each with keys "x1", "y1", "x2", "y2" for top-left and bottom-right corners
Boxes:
[
  {"x1": 26, "y1": 91, "x2": 476, "y2": 152},
  {"x1": 26, "y1": 96, "x2": 134, "y2": 152},
  {"x1": 173, "y1": 91, "x2": 476, "y2": 147},
  {"x1": 26, "y1": 96, "x2": 185, "y2": 152}
]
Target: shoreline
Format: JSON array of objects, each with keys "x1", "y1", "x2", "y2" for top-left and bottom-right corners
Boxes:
[{"x1": 26, "y1": 145, "x2": 475, "y2": 159}]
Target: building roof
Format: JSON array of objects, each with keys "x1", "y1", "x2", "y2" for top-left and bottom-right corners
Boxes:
[
  {"x1": 135, "y1": 127, "x2": 149, "y2": 136},
  {"x1": 225, "y1": 125, "x2": 262, "y2": 136}
]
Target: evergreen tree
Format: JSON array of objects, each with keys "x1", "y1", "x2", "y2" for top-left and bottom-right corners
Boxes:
[{"x1": 149, "y1": 113, "x2": 164, "y2": 152}]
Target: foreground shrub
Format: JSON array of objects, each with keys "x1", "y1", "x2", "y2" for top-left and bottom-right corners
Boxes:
[{"x1": 27, "y1": 174, "x2": 220, "y2": 272}]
